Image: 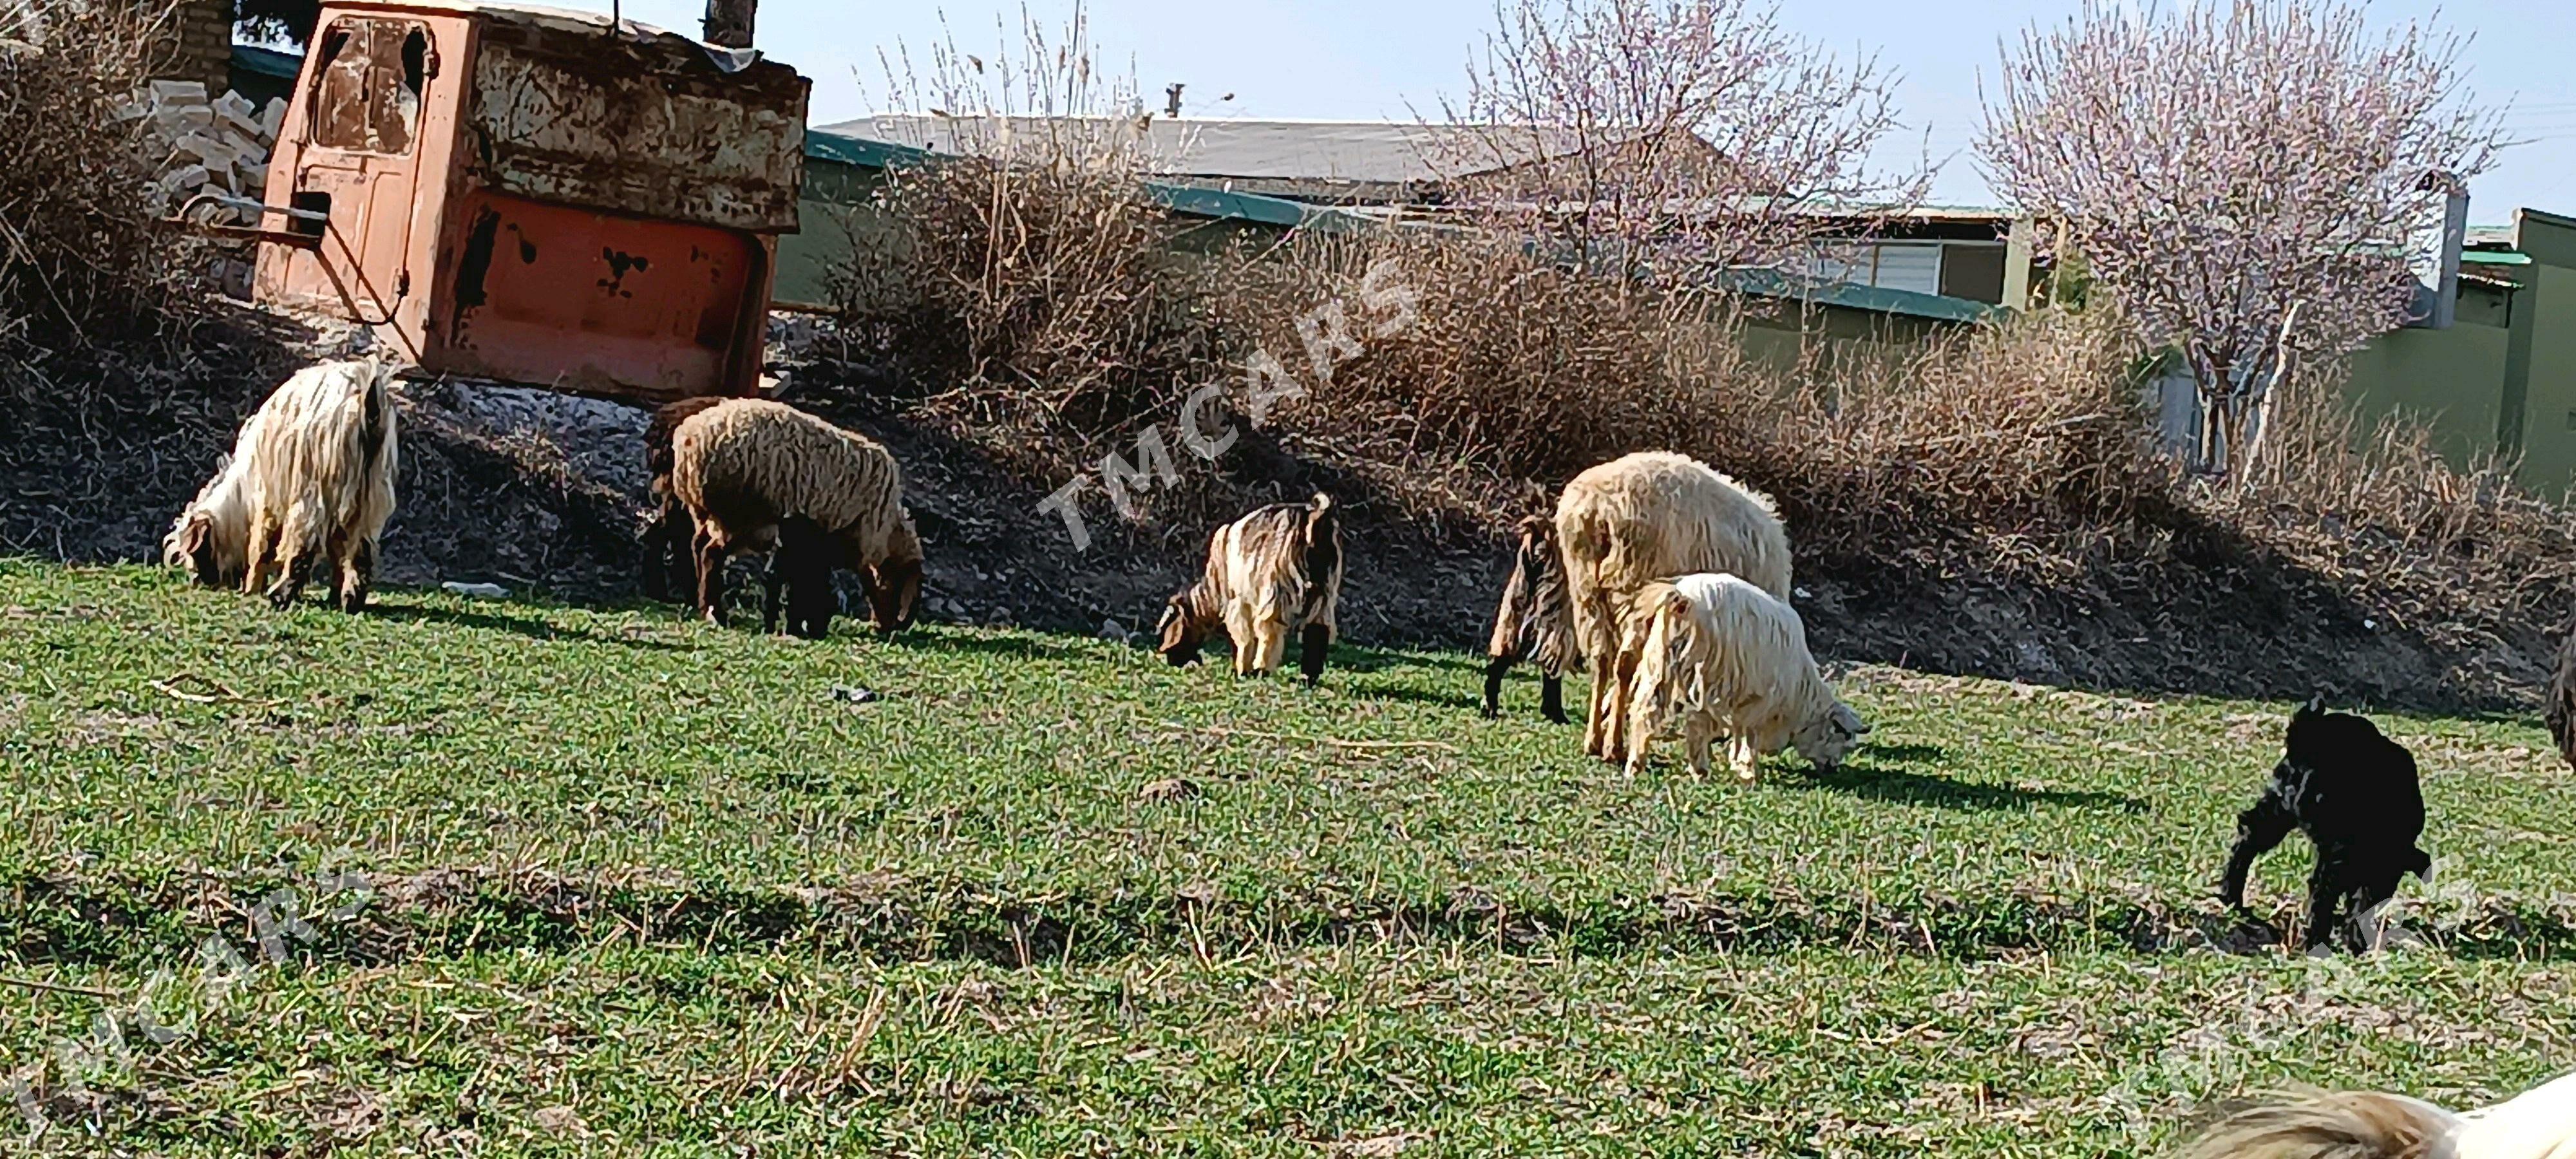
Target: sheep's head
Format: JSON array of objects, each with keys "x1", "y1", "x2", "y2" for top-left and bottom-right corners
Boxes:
[
  {"x1": 862, "y1": 515, "x2": 924, "y2": 632},
  {"x1": 1792, "y1": 701, "x2": 1870, "y2": 773},
  {"x1": 1490, "y1": 514, "x2": 1572, "y2": 666},
  {"x1": 1156, "y1": 592, "x2": 1209, "y2": 666},
  {"x1": 162, "y1": 502, "x2": 242, "y2": 589}
]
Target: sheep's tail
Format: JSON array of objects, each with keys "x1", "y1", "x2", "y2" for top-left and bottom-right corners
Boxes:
[
  {"x1": 1660, "y1": 589, "x2": 1709, "y2": 719},
  {"x1": 1296, "y1": 492, "x2": 1340, "y2": 623},
  {"x1": 2177, "y1": 1091, "x2": 2449, "y2": 1159},
  {"x1": 358, "y1": 360, "x2": 393, "y2": 485}
]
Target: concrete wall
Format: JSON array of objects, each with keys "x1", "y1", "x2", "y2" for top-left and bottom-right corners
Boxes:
[
  {"x1": 2511, "y1": 260, "x2": 2576, "y2": 496},
  {"x1": 2340, "y1": 282, "x2": 2515, "y2": 473}
]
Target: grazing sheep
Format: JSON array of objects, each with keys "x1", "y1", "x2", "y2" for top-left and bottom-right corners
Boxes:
[
  {"x1": 1157, "y1": 493, "x2": 1345, "y2": 685},
  {"x1": 1552, "y1": 451, "x2": 1792, "y2": 759},
  {"x1": 1483, "y1": 515, "x2": 1577, "y2": 723},
  {"x1": 163, "y1": 357, "x2": 399, "y2": 612},
  {"x1": 670, "y1": 399, "x2": 923, "y2": 633},
  {"x1": 2177, "y1": 1069, "x2": 2576, "y2": 1159},
  {"x1": 161, "y1": 411, "x2": 267, "y2": 592},
  {"x1": 2219, "y1": 699, "x2": 2432, "y2": 953},
  {"x1": 1615, "y1": 572, "x2": 1866, "y2": 780},
  {"x1": 645, "y1": 396, "x2": 836, "y2": 636}
]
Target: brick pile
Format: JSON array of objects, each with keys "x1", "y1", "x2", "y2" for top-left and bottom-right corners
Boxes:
[{"x1": 125, "y1": 79, "x2": 289, "y2": 224}]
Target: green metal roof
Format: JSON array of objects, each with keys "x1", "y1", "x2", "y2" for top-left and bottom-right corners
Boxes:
[
  {"x1": 802, "y1": 126, "x2": 1366, "y2": 232},
  {"x1": 1719, "y1": 268, "x2": 2003, "y2": 324}
]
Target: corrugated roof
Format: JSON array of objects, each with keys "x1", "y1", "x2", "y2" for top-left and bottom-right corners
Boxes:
[
  {"x1": 802, "y1": 126, "x2": 1370, "y2": 231},
  {"x1": 822, "y1": 115, "x2": 1589, "y2": 187},
  {"x1": 1721, "y1": 268, "x2": 2002, "y2": 324}
]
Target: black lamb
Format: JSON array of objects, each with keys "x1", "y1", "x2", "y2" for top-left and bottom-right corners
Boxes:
[{"x1": 2218, "y1": 699, "x2": 2432, "y2": 952}]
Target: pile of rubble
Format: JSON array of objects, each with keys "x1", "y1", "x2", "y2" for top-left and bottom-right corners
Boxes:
[{"x1": 127, "y1": 79, "x2": 288, "y2": 223}]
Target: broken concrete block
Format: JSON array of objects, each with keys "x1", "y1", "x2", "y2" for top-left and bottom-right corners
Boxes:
[
  {"x1": 238, "y1": 161, "x2": 270, "y2": 192},
  {"x1": 172, "y1": 132, "x2": 239, "y2": 170},
  {"x1": 259, "y1": 99, "x2": 287, "y2": 138},
  {"x1": 156, "y1": 164, "x2": 209, "y2": 193},
  {"x1": 216, "y1": 124, "x2": 266, "y2": 161},
  {"x1": 216, "y1": 107, "x2": 266, "y2": 146},
  {"x1": 214, "y1": 90, "x2": 257, "y2": 120},
  {"x1": 148, "y1": 79, "x2": 209, "y2": 106},
  {"x1": 155, "y1": 106, "x2": 214, "y2": 136}
]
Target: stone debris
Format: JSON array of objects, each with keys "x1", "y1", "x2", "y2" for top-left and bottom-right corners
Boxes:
[{"x1": 141, "y1": 81, "x2": 290, "y2": 223}]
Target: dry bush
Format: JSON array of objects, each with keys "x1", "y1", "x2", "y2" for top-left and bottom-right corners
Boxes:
[
  {"x1": 1750, "y1": 309, "x2": 2177, "y2": 580},
  {"x1": 0, "y1": 0, "x2": 204, "y2": 386},
  {"x1": 1232, "y1": 231, "x2": 1736, "y2": 485},
  {"x1": 830, "y1": 155, "x2": 1235, "y2": 435},
  {"x1": 2221, "y1": 372, "x2": 2576, "y2": 641}
]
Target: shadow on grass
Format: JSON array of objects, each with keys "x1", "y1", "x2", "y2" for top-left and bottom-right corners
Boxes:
[
  {"x1": 878, "y1": 627, "x2": 1091, "y2": 663},
  {"x1": 1329, "y1": 648, "x2": 1486, "y2": 676},
  {"x1": 1347, "y1": 681, "x2": 1482, "y2": 713},
  {"x1": 369, "y1": 603, "x2": 691, "y2": 652},
  {"x1": 1783, "y1": 749, "x2": 2150, "y2": 815}
]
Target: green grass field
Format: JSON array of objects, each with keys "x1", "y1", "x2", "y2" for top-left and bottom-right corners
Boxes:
[{"x1": 3, "y1": 560, "x2": 2572, "y2": 1154}]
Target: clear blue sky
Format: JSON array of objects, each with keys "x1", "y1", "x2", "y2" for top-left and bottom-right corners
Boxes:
[{"x1": 570, "y1": 0, "x2": 2575, "y2": 222}]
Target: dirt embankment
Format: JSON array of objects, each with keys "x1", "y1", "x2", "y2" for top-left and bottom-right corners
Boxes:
[{"x1": 0, "y1": 312, "x2": 2549, "y2": 717}]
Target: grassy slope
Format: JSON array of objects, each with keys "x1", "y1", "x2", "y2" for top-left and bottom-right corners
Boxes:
[{"x1": 3, "y1": 561, "x2": 2572, "y2": 1154}]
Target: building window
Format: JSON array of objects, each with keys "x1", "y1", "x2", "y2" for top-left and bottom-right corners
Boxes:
[
  {"x1": 306, "y1": 18, "x2": 426, "y2": 155},
  {"x1": 1938, "y1": 245, "x2": 2009, "y2": 305}
]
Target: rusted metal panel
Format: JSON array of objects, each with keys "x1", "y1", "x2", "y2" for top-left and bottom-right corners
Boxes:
[
  {"x1": 465, "y1": 21, "x2": 806, "y2": 233},
  {"x1": 426, "y1": 189, "x2": 770, "y2": 400},
  {"x1": 252, "y1": 1, "x2": 799, "y2": 400}
]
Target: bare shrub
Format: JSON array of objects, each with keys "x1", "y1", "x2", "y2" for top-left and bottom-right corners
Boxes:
[
  {"x1": 831, "y1": 156, "x2": 1233, "y2": 435},
  {"x1": 831, "y1": 9, "x2": 1235, "y2": 439},
  {"x1": 1230, "y1": 230, "x2": 1737, "y2": 487},
  {"x1": 0, "y1": 0, "x2": 204, "y2": 384}
]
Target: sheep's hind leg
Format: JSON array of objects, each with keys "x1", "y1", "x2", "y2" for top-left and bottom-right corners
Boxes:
[
  {"x1": 1540, "y1": 673, "x2": 1567, "y2": 725},
  {"x1": 1583, "y1": 652, "x2": 1617, "y2": 760},
  {"x1": 343, "y1": 538, "x2": 377, "y2": 614},
  {"x1": 1602, "y1": 645, "x2": 1644, "y2": 766},
  {"x1": 694, "y1": 526, "x2": 730, "y2": 627}
]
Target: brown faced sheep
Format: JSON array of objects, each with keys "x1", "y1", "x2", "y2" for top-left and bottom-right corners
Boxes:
[
  {"x1": 1157, "y1": 493, "x2": 1345, "y2": 686},
  {"x1": 645, "y1": 396, "x2": 837, "y2": 636},
  {"x1": 164, "y1": 357, "x2": 399, "y2": 612},
  {"x1": 1549, "y1": 451, "x2": 1792, "y2": 760},
  {"x1": 1484, "y1": 514, "x2": 1577, "y2": 723},
  {"x1": 1614, "y1": 572, "x2": 1865, "y2": 780},
  {"x1": 669, "y1": 399, "x2": 923, "y2": 633}
]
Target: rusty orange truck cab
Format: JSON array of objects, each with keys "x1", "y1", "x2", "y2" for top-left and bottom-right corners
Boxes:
[{"x1": 253, "y1": 1, "x2": 808, "y2": 401}]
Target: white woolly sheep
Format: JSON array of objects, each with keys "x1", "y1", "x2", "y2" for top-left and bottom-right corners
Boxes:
[
  {"x1": 669, "y1": 399, "x2": 923, "y2": 632},
  {"x1": 1157, "y1": 493, "x2": 1345, "y2": 685},
  {"x1": 2177, "y1": 1068, "x2": 2576, "y2": 1159},
  {"x1": 1549, "y1": 451, "x2": 1792, "y2": 759},
  {"x1": 1615, "y1": 572, "x2": 1865, "y2": 780},
  {"x1": 164, "y1": 357, "x2": 399, "y2": 612}
]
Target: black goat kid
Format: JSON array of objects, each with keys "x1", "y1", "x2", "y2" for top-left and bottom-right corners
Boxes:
[{"x1": 2219, "y1": 700, "x2": 2432, "y2": 952}]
